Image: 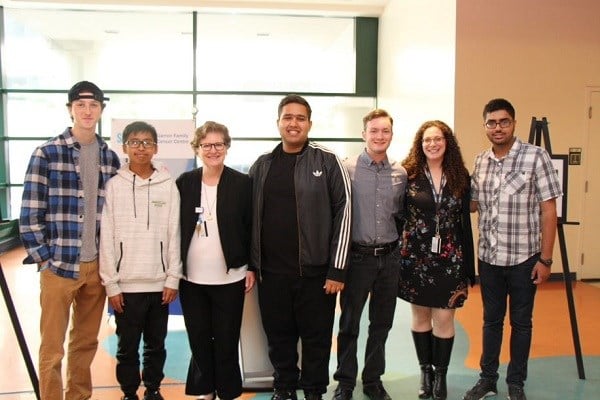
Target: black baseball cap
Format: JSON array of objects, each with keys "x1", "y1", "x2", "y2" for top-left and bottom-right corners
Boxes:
[{"x1": 67, "y1": 81, "x2": 109, "y2": 104}]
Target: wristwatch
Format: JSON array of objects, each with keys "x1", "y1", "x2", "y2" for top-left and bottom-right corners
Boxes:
[{"x1": 538, "y1": 257, "x2": 553, "y2": 267}]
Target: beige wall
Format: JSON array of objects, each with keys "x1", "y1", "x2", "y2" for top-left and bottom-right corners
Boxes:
[
  {"x1": 455, "y1": 0, "x2": 600, "y2": 276},
  {"x1": 378, "y1": 0, "x2": 456, "y2": 159}
]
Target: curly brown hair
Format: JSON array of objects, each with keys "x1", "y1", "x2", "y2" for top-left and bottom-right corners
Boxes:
[{"x1": 401, "y1": 120, "x2": 469, "y2": 198}]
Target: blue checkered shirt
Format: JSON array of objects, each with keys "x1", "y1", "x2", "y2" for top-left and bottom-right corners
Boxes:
[{"x1": 19, "y1": 127, "x2": 120, "y2": 278}]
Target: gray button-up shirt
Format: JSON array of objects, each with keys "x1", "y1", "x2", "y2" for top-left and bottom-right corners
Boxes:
[{"x1": 344, "y1": 150, "x2": 407, "y2": 245}]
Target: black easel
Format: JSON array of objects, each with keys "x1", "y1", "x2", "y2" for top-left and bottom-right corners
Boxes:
[
  {"x1": 0, "y1": 262, "x2": 41, "y2": 399},
  {"x1": 529, "y1": 117, "x2": 585, "y2": 379}
]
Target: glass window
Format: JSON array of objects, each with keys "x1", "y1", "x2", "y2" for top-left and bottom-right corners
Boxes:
[
  {"x1": 196, "y1": 14, "x2": 356, "y2": 93},
  {"x1": 6, "y1": 93, "x2": 72, "y2": 138},
  {"x1": 3, "y1": 8, "x2": 193, "y2": 90},
  {"x1": 8, "y1": 140, "x2": 48, "y2": 185},
  {"x1": 194, "y1": 94, "x2": 375, "y2": 140},
  {"x1": 9, "y1": 187, "x2": 24, "y2": 221},
  {"x1": 1, "y1": 7, "x2": 375, "y2": 220},
  {"x1": 101, "y1": 93, "x2": 195, "y2": 133}
]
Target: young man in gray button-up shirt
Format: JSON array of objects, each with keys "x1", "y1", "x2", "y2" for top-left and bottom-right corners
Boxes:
[{"x1": 333, "y1": 109, "x2": 407, "y2": 400}]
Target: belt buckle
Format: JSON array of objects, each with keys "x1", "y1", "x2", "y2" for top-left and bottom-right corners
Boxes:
[{"x1": 373, "y1": 246, "x2": 385, "y2": 256}]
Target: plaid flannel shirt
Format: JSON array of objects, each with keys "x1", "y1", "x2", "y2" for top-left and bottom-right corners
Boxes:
[
  {"x1": 19, "y1": 127, "x2": 120, "y2": 279},
  {"x1": 471, "y1": 138, "x2": 562, "y2": 266}
]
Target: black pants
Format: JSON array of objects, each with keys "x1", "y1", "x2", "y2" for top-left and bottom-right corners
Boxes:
[
  {"x1": 179, "y1": 279, "x2": 245, "y2": 399},
  {"x1": 258, "y1": 271, "x2": 336, "y2": 395},
  {"x1": 479, "y1": 255, "x2": 538, "y2": 386},
  {"x1": 334, "y1": 248, "x2": 400, "y2": 389},
  {"x1": 115, "y1": 292, "x2": 168, "y2": 395}
]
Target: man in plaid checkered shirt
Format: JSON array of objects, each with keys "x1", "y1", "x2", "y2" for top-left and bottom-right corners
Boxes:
[
  {"x1": 19, "y1": 81, "x2": 120, "y2": 400},
  {"x1": 463, "y1": 98, "x2": 562, "y2": 400}
]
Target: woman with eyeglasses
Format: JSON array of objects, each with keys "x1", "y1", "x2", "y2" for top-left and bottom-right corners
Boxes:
[
  {"x1": 176, "y1": 121, "x2": 255, "y2": 400},
  {"x1": 398, "y1": 120, "x2": 475, "y2": 400}
]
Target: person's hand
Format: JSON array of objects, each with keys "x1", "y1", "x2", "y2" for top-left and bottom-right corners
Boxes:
[
  {"x1": 162, "y1": 287, "x2": 178, "y2": 304},
  {"x1": 531, "y1": 262, "x2": 551, "y2": 285},
  {"x1": 109, "y1": 293, "x2": 124, "y2": 314},
  {"x1": 324, "y1": 279, "x2": 344, "y2": 295},
  {"x1": 245, "y1": 271, "x2": 256, "y2": 293}
]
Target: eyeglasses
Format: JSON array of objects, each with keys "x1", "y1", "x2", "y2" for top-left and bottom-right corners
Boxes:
[
  {"x1": 199, "y1": 142, "x2": 226, "y2": 152},
  {"x1": 125, "y1": 139, "x2": 156, "y2": 149},
  {"x1": 485, "y1": 118, "x2": 513, "y2": 129},
  {"x1": 422, "y1": 136, "x2": 445, "y2": 145}
]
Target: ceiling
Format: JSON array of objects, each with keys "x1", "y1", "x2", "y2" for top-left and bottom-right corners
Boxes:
[
  {"x1": 3, "y1": 0, "x2": 388, "y2": 49},
  {"x1": 2, "y1": 0, "x2": 390, "y2": 17}
]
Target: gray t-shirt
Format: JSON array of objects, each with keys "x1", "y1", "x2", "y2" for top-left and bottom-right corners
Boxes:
[{"x1": 79, "y1": 139, "x2": 100, "y2": 262}]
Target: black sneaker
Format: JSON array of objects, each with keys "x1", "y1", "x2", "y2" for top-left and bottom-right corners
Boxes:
[
  {"x1": 463, "y1": 379, "x2": 498, "y2": 400},
  {"x1": 143, "y1": 389, "x2": 164, "y2": 400},
  {"x1": 272, "y1": 389, "x2": 299, "y2": 400},
  {"x1": 507, "y1": 385, "x2": 527, "y2": 400},
  {"x1": 363, "y1": 383, "x2": 391, "y2": 400},
  {"x1": 332, "y1": 386, "x2": 353, "y2": 400},
  {"x1": 121, "y1": 396, "x2": 139, "y2": 400}
]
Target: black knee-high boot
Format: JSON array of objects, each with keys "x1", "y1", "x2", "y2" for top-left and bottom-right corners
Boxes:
[
  {"x1": 412, "y1": 330, "x2": 433, "y2": 399},
  {"x1": 432, "y1": 335, "x2": 454, "y2": 400}
]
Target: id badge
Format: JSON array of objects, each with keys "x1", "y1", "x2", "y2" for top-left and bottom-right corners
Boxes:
[
  {"x1": 195, "y1": 212, "x2": 208, "y2": 237},
  {"x1": 431, "y1": 236, "x2": 441, "y2": 253},
  {"x1": 196, "y1": 220, "x2": 208, "y2": 237}
]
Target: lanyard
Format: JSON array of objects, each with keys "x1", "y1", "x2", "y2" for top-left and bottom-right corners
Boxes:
[{"x1": 424, "y1": 166, "x2": 446, "y2": 238}]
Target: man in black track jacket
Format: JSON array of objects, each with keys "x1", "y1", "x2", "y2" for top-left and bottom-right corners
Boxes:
[{"x1": 249, "y1": 94, "x2": 352, "y2": 400}]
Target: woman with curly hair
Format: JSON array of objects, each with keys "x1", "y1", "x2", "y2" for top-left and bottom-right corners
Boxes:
[{"x1": 399, "y1": 120, "x2": 475, "y2": 400}]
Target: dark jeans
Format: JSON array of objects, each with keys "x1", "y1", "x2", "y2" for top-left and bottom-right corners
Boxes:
[
  {"x1": 258, "y1": 271, "x2": 336, "y2": 395},
  {"x1": 114, "y1": 292, "x2": 168, "y2": 395},
  {"x1": 334, "y1": 248, "x2": 400, "y2": 389},
  {"x1": 179, "y1": 279, "x2": 245, "y2": 400},
  {"x1": 478, "y1": 254, "x2": 538, "y2": 386}
]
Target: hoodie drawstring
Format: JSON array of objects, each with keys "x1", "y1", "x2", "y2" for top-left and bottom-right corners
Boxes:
[
  {"x1": 147, "y1": 179, "x2": 151, "y2": 230},
  {"x1": 132, "y1": 174, "x2": 151, "y2": 230},
  {"x1": 132, "y1": 174, "x2": 137, "y2": 218}
]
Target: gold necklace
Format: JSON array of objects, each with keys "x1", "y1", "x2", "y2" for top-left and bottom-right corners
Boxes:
[{"x1": 202, "y1": 183, "x2": 217, "y2": 221}]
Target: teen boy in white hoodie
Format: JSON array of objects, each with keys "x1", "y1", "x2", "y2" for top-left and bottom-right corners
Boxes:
[{"x1": 99, "y1": 121, "x2": 182, "y2": 400}]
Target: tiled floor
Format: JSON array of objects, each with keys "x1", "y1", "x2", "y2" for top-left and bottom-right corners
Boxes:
[{"x1": 2, "y1": 246, "x2": 599, "y2": 399}]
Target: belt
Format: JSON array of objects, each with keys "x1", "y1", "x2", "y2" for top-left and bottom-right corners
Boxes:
[{"x1": 351, "y1": 241, "x2": 398, "y2": 256}]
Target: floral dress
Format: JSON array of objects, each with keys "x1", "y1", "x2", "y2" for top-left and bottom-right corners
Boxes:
[{"x1": 398, "y1": 173, "x2": 473, "y2": 309}]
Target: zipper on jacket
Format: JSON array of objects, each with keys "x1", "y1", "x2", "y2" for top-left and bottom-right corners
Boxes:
[
  {"x1": 256, "y1": 162, "x2": 269, "y2": 283},
  {"x1": 116, "y1": 242, "x2": 124, "y2": 272},
  {"x1": 294, "y1": 154, "x2": 303, "y2": 277}
]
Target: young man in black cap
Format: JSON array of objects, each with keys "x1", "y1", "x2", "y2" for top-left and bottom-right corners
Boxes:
[{"x1": 20, "y1": 81, "x2": 121, "y2": 400}]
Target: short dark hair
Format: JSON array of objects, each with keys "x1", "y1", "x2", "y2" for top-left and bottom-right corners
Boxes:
[
  {"x1": 483, "y1": 98, "x2": 515, "y2": 120},
  {"x1": 190, "y1": 121, "x2": 232, "y2": 150},
  {"x1": 278, "y1": 94, "x2": 312, "y2": 121},
  {"x1": 363, "y1": 109, "x2": 393, "y2": 130},
  {"x1": 122, "y1": 121, "x2": 158, "y2": 143}
]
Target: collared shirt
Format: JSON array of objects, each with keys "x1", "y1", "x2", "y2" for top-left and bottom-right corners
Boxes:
[
  {"x1": 344, "y1": 149, "x2": 407, "y2": 245},
  {"x1": 471, "y1": 138, "x2": 562, "y2": 266},
  {"x1": 19, "y1": 127, "x2": 120, "y2": 279}
]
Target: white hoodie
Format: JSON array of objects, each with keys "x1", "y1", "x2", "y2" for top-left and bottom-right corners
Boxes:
[{"x1": 99, "y1": 161, "x2": 182, "y2": 297}]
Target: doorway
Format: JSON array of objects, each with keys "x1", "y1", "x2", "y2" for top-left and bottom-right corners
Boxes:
[{"x1": 580, "y1": 89, "x2": 600, "y2": 279}]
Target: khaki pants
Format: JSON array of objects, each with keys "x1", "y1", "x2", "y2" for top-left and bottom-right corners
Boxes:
[{"x1": 39, "y1": 260, "x2": 105, "y2": 400}]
